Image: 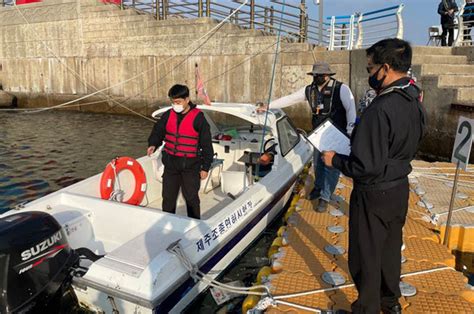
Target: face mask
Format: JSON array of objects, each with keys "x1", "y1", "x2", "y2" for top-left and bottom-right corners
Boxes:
[
  {"x1": 368, "y1": 66, "x2": 386, "y2": 91},
  {"x1": 172, "y1": 104, "x2": 184, "y2": 113},
  {"x1": 314, "y1": 76, "x2": 327, "y2": 86}
]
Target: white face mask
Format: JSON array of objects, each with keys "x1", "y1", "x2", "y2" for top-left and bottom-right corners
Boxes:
[{"x1": 172, "y1": 104, "x2": 184, "y2": 113}]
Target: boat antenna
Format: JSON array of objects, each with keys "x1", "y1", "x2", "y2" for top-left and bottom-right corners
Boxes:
[{"x1": 256, "y1": 0, "x2": 287, "y2": 178}]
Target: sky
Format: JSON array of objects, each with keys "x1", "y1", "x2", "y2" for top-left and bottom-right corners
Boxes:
[{"x1": 272, "y1": 0, "x2": 444, "y2": 46}]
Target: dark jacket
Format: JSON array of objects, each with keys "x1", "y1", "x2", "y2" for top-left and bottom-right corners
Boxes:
[
  {"x1": 463, "y1": 3, "x2": 474, "y2": 22},
  {"x1": 438, "y1": 0, "x2": 459, "y2": 24},
  {"x1": 305, "y1": 79, "x2": 347, "y2": 132},
  {"x1": 332, "y1": 78, "x2": 426, "y2": 189},
  {"x1": 148, "y1": 104, "x2": 214, "y2": 171}
]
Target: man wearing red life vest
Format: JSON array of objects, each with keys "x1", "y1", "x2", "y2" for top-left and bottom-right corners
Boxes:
[{"x1": 147, "y1": 84, "x2": 214, "y2": 219}]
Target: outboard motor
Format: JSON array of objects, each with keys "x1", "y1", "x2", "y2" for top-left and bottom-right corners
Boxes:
[{"x1": 0, "y1": 211, "x2": 77, "y2": 313}]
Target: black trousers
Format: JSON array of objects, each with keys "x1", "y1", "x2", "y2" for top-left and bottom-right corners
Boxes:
[
  {"x1": 162, "y1": 153, "x2": 201, "y2": 219},
  {"x1": 441, "y1": 23, "x2": 455, "y2": 46},
  {"x1": 464, "y1": 28, "x2": 472, "y2": 42},
  {"x1": 349, "y1": 181, "x2": 409, "y2": 314}
]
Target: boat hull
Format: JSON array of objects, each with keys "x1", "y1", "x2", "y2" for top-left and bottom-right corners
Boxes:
[{"x1": 72, "y1": 176, "x2": 297, "y2": 313}]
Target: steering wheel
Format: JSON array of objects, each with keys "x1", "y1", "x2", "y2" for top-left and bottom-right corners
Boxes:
[{"x1": 263, "y1": 137, "x2": 278, "y2": 154}]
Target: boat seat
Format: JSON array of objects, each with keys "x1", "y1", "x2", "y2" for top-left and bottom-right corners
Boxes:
[
  {"x1": 202, "y1": 157, "x2": 224, "y2": 194},
  {"x1": 220, "y1": 170, "x2": 249, "y2": 196},
  {"x1": 99, "y1": 215, "x2": 198, "y2": 276}
]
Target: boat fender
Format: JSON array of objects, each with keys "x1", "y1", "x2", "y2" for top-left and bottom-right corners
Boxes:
[
  {"x1": 256, "y1": 266, "x2": 273, "y2": 284},
  {"x1": 267, "y1": 246, "x2": 279, "y2": 259},
  {"x1": 283, "y1": 209, "x2": 295, "y2": 223},
  {"x1": 271, "y1": 260, "x2": 283, "y2": 273},
  {"x1": 277, "y1": 226, "x2": 286, "y2": 237},
  {"x1": 271, "y1": 237, "x2": 283, "y2": 248},
  {"x1": 100, "y1": 157, "x2": 147, "y2": 205},
  {"x1": 242, "y1": 295, "x2": 261, "y2": 313},
  {"x1": 290, "y1": 195, "x2": 300, "y2": 207}
]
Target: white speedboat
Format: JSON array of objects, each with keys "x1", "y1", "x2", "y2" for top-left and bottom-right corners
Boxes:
[{"x1": 0, "y1": 103, "x2": 313, "y2": 313}]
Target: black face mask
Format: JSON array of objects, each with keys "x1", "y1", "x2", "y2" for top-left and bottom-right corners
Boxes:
[
  {"x1": 314, "y1": 76, "x2": 327, "y2": 86},
  {"x1": 368, "y1": 66, "x2": 386, "y2": 91}
]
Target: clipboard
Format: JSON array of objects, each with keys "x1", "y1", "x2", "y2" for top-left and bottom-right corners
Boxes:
[{"x1": 307, "y1": 119, "x2": 351, "y2": 156}]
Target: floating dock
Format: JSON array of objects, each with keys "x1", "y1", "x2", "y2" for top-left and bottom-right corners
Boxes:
[{"x1": 246, "y1": 161, "x2": 474, "y2": 313}]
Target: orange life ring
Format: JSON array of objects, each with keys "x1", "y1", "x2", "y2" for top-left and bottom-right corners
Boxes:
[{"x1": 100, "y1": 157, "x2": 147, "y2": 205}]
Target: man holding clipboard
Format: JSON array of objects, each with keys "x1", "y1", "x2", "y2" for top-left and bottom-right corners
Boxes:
[
  {"x1": 263, "y1": 62, "x2": 356, "y2": 211},
  {"x1": 322, "y1": 39, "x2": 426, "y2": 314}
]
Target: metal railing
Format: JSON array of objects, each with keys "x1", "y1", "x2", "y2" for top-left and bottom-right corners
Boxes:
[
  {"x1": 454, "y1": 0, "x2": 473, "y2": 47},
  {"x1": 327, "y1": 4, "x2": 404, "y2": 51},
  {"x1": 119, "y1": 0, "x2": 325, "y2": 45}
]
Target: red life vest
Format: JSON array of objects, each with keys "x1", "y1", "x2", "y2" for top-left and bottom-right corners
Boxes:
[{"x1": 164, "y1": 108, "x2": 201, "y2": 158}]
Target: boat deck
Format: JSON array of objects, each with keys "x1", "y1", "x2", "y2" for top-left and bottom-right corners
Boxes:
[{"x1": 261, "y1": 160, "x2": 474, "y2": 313}]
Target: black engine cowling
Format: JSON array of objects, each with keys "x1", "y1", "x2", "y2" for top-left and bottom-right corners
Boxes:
[{"x1": 0, "y1": 211, "x2": 76, "y2": 313}]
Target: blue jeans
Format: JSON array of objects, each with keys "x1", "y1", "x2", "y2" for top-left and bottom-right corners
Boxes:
[{"x1": 313, "y1": 150, "x2": 340, "y2": 202}]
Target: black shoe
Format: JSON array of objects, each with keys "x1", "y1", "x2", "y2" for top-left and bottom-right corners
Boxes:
[
  {"x1": 381, "y1": 303, "x2": 402, "y2": 314},
  {"x1": 317, "y1": 199, "x2": 329, "y2": 212},
  {"x1": 309, "y1": 187, "x2": 321, "y2": 200}
]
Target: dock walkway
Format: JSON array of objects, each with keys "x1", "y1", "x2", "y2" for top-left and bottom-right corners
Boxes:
[{"x1": 258, "y1": 161, "x2": 474, "y2": 313}]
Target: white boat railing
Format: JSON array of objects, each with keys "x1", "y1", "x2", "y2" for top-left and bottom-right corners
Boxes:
[
  {"x1": 454, "y1": 0, "x2": 474, "y2": 47},
  {"x1": 327, "y1": 4, "x2": 404, "y2": 51}
]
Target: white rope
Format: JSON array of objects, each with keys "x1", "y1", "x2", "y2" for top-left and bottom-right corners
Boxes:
[
  {"x1": 413, "y1": 166, "x2": 474, "y2": 172},
  {"x1": 273, "y1": 283, "x2": 355, "y2": 300},
  {"x1": 275, "y1": 300, "x2": 322, "y2": 313},
  {"x1": 170, "y1": 245, "x2": 268, "y2": 294},
  {"x1": 400, "y1": 266, "x2": 454, "y2": 278},
  {"x1": 14, "y1": 0, "x2": 249, "y2": 117},
  {"x1": 0, "y1": 98, "x2": 107, "y2": 112},
  {"x1": 108, "y1": 160, "x2": 125, "y2": 202},
  {"x1": 415, "y1": 173, "x2": 474, "y2": 188},
  {"x1": 435, "y1": 206, "x2": 473, "y2": 216},
  {"x1": 167, "y1": 241, "x2": 270, "y2": 297},
  {"x1": 271, "y1": 266, "x2": 455, "y2": 301},
  {"x1": 415, "y1": 170, "x2": 474, "y2": 178},
  {"x1": 12, "y1": 3, "x2": 145, "y2": 118}
]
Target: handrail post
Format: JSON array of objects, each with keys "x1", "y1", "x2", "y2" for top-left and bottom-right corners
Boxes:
[
  {"x1": 395, "y1": 4, "x2": 404, "y2": 39},
  {"x1": 270, "y1": 6, "x2": 274, "y2": 33},
  {"x1": 264, "y1": 7, "x2": 268, "y2": 32},
  {"x1": 319, "y1": 0, "x2": 324, "y2": 45},
  {"x1": 206, "y1": 0, "x2": 210, "y2": 17},
  {"x1": 162, "y1": 0, "x2": 168, "y2": 20},
  {"x1": 348, "y1": 14, "x2": 355, "y2": 50},
  {"x1": 454, "y1": 0, "x2": 467, "y2": 46},
  {"x1": 234, "y1": 9, "x2": 239, "y2": 24},
  {"x1": 250, "y1": 0, "x2": 255, "y2": 29},
  {"x1": 329, "y1": 16, "x2": 336, "y2": 50},
  {"x1": 355, "y1": 13, "x2": 364, "y2": 49},
  {"x1": 198, "y1": 0, "x2": 203, "y2": 18},
  {"x1": 299, "y1": 0, "x2": 306, "y2": 42},
  {"x1": 120, "y1": 0, "x2": 123, "y2": 10},
  {"x1": 157, "y1": 0, "x2": 161, "y2": 20},
  {"x1": 341, "y1": 24, "x2": 346, "y2": 49},
  {"x1": 305, "y1": 14, "x2": 309, "y2": 42}
]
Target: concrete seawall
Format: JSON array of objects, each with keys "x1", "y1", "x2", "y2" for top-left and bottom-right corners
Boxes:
[{"x1": 0, "y1": 0, "x2": 473, "y2": 161}]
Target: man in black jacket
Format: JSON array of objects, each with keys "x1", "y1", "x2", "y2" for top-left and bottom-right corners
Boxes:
[
  {"x1": 322, "y1": 39, "x2": 426, "y2": 314},
  {"x1": 147, "y1": 84, "x2": 214, "y2": 219},
  {"x1": 462, "y1": 0, "x2": 474, "y2": 42},
  {"x1": 438, "y1": 0, "x2": 459, "y2": 46}
]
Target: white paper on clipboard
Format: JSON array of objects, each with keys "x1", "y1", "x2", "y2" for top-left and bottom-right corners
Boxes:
[{"x1": 307, "y1": 120, "x2": 351, "y2": 156}]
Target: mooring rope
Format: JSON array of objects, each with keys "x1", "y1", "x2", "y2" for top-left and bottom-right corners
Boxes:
[{"x1": 9, "y1": 0, "x2": 249, "y2": 120}]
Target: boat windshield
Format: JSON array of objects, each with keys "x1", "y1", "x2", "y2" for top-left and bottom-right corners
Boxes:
[
  {"x1": 277, "y1": 117, "x2": 300, "y2": 156},
  {"x1": 205, "y1": 110, "x2": 271, "y2": 134}
]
